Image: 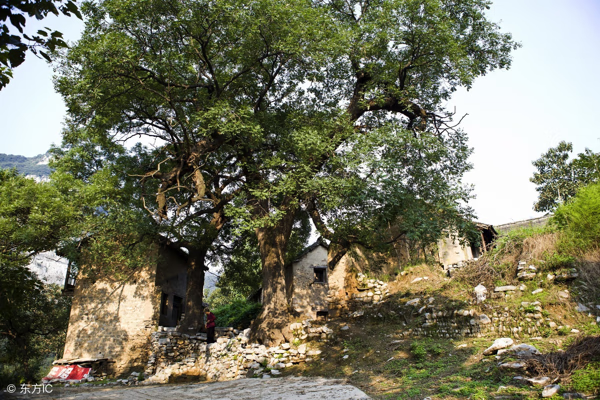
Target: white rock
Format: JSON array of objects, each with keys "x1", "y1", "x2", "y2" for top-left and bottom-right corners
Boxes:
[
  {"x1": 499, "y1": 362, "x2": 525, "y2": 370},
  {"x1": 342, "y1": 355, "x2": 349, "y2": 359},
  {"x1": 510, "y1": 344, "x2": 541, "y2": 358},
  {"x1": 495, "y1": 286, "x2": 518, "y2": 292},
  {"x1": 526, "y1": 377, "x2": 550, "y2": 387},
  {"x1": 411, "y1": 277, "x2": 423, "y2": 283},
  {"x1": 297, "y1": 344, "x2": 307, "y2": 354},
  {"x1": 542, "y1": 384, "x2": 560, "y2": 397},
  {"x1": 474, "y1": 284, "x2": 487, "y2": 304},
  {"x1": 340, "y1": 325, "x2": 349, "y2": 331},
  {"x1": 532, "y1": 289, "x2": 543, "y2": 295},
  {"x1": 576, "y1": 303, "x2": 590, "y2": 312},
  {"x1": 558, "y1": 291, "x2": 570, "y2": 299},
  {"x1": 483, "y1": 338, "x2": 514, "y2": 355},
  {"x1": 478, "y1": 314, "x2": 492, "y2": 324},
  {"x1": 406, "y1": 298, "x2": 421, "y2": 306}
]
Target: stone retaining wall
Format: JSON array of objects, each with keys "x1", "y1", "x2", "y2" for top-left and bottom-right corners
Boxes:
[{"x1": 144, "y1": 321, "x2": 332, "y2": 383}]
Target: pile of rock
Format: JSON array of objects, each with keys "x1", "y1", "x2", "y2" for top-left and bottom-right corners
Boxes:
[
  {"x1": 144, "y1": 321, "x2": 333, "y2": 383},
  {"x1": 350, "y1": 274, "x2": 389, "y2": 305},
  {"x1": 483, "y1": 338, "x2": 584, "y2": 398},
  {"x1": 443, "y1": 260, "x2": 471, "y2": 276},
  {"x1": 289, "y1": 320, "x2": 334, "y2": 341},
  {"x1": 517, "y1": 261, "x2": 538, "y2": 280}
]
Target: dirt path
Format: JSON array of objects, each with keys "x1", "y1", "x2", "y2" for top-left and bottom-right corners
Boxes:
[{"x1": 3, "y1": 377, "x2": 370, "y2": 400}]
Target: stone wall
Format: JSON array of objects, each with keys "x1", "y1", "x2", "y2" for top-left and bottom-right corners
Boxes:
[
  {"x1": 62, "y1": 246, "x2": 189, "y2": 376},
  {"x1": 495, "y1": 216, "x2": 551, "y2": 235},
  {"x1": 348, "y1": 273, "x2": 390, "y2": 308},
  {"x1": 144, "y1": 321, "x2": 332, "y2": 383},
  {"x1": 381, "y1": 290, "x2": 558, "y2": 339},
  {"x1": 438, "y1": 235, "x2": 473, "y2": 267},
  {"x1": 62, "y1": 262, "x2": 160, "y2": 376}
]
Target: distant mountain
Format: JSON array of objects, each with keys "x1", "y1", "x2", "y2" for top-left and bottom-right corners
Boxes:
[
  {"x1": 204, "y1": 272, "x2": 219, "y2": 293},
  {"x1": 0, "y1": 153, "x2": 51, "y2": 178}
]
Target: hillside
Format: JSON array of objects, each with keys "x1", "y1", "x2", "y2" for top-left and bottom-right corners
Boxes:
[
  {"x1": 0, "y1": 153, "x2": 51, "y2": 178},
  {"x1": 277, "y1": 228, "x2": 600, "y2": 399}
]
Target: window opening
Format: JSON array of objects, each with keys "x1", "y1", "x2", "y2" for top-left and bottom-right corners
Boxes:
[{"x1": 314, "y1": 267, "x2": 326, "y2": 283}]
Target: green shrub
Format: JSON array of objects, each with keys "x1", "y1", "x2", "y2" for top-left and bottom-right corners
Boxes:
[
  {"x1": 554, "y1": 182, "x2": 600, "y2": 250},
  {"x1": 543, "y1": 253, "x2": 576, "y2": 270},
  {"x1": 571, "y1": 362, "x2": 600, "y2": 394},
  {"x1": 410, "y1": 342, "x2": 427, "y2": 361},
  {"x1": 558, "y1": 326, "x2": 571, "y2": 336},
  {"x1": 212, "y1": 299, "x2": 262, "y2": 330}
]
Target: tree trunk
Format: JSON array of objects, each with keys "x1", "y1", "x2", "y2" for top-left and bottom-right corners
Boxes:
[
  {"x1": 250, "y1": 208, "x2": 296, "y2": 346},
  {"x1": 179, "y1": 248, "x2": 207, "y2": 333}
]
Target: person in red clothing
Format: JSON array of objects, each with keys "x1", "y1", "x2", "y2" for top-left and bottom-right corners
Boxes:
[{"x1": 204, "y1": 307, "x2": 216, "y2": 344}]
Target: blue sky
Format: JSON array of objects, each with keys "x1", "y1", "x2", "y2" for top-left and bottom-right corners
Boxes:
[{"x1": 1, "y1": 0, "x2": 599, "y2": 225}]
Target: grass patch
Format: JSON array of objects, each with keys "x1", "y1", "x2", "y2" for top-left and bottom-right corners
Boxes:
[{"x1": 570, "y1": 362, "x2": 600, "y2": 394}]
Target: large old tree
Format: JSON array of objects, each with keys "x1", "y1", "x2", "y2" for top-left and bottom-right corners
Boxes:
[{"x1": 56, "y1": 0, "x2": 518, "y2": 344}]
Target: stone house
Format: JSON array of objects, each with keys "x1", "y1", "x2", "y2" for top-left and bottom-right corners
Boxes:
[
  {"x1": 288, "y1": 239, "x2": 390, "y2": 320},
  {"x1": 289, "y1": 240, "x2": 338, "y2": 319},
  {"x1": 61, "y1": 245, "x2": 188, "y2": 375}
]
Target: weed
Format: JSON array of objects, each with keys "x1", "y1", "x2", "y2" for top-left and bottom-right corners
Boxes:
[
  {"x1": 558, "y1": 326, "x2": 571, "y2": 336},
  {"x1": 343, "y1": 337, "x2": 368, "y2": 351},
  {"x1": 524, "y1": 305, "x2": 537, "y2": 313},
  {"x1": 410, "y1": 342, "x2": 427, "y2": 362},
  {"x1": 543, "y1": 253, "x2": 576, "y2": 271},
  {"x1": 571, "y1": 362, "x2": 600, "y2": 394}
]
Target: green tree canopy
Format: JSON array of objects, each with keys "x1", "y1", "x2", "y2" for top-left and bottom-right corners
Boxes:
[
  {"x1": 531, "y1": 141, "x2": 600, "y2": 212},
  {"x1": 0, "y1": 169, "x2": 74, "y2": 383},
  {"x1": 0, "y1": 168, "x2": 78, "y2": 267},
  {"x1": 0, "y1": 0, "x2": 81, "y2": 89},
  {"x1": 0, "y1": 266, "x2": 71, "y2": 384},
  {"x1": 56, "y1": 0, "x2": 519, "y2": 344}
]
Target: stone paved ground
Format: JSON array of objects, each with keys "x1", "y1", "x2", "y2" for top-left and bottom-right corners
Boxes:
[{"x1": 2, "y1": 377, "x2": 370, "y2": 400}]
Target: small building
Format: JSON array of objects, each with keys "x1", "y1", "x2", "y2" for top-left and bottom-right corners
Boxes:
[
  {"x1": 289, "y1": 240, "x2": 350, "y2": 320},
  {"x1": 437, "y1": 223, "x2": 497, "y2": 267},
  {"x1": 61, "y1": 245, "x2": 188, "y2": 375}
]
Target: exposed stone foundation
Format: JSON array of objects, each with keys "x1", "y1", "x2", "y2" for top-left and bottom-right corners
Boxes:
[{"x1": 144, "y1": 321, "x2": 333, "y2": 383}]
